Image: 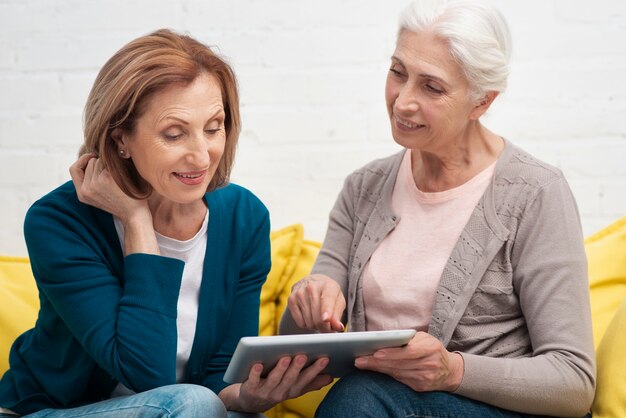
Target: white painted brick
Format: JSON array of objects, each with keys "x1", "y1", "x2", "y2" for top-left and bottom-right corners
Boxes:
[
  {"x1": 0, "y1": 190, "x2": 30, "y2": 253},
  {"x1": 0, "y1": 0, "x2": 625, "y2": 255},
  {"x1": 241, "y1": 106, "x2": 369, "y2": 144},
  {"x1": 14, "y1": 34, "x2": 128, "y2": 72},
  {"x1": 485, "y1": 98, "x2": 626, "y2": 141},
  {"x1": 0, "y1": 1, "x2": 57, "y2": 35},
  {"x1": 507, "y1": 63, "x2": 626, "y2": 101},
  {"x1": 231, "y1": 141, "x2": 308, "y2": 180},
  {"x1": 0, "y1": 113, "x2": 83, "y2": 150},
  {"x1": 0, "y1": 40, "x2": 15, "y2": 70},
  {"x1": 183, "y1": 0, "x2": 404, "y2": 32},
  {"x1": 0, "y1": 76, "x2": 62, "y2": 113},
  {"x1": 555, "y1": 0, "x2": 626, "y2": 23},
  {"x1": 600, "y1": 182, "x2": 626, "y2": 216},
  {"x1": 238, "y1": 69, "x2": 384, "y2": 107},
  {"x1": 568, "y1": 180, "x2": 603, "y2": 218},
  {"x1": 0, "y1": 0, "x2": 184, "y2": 36}
]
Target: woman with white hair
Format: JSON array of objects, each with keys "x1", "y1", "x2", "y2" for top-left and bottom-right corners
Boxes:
[{"x1": 280, "y1": 0, "x2": 595, "y2": 416}]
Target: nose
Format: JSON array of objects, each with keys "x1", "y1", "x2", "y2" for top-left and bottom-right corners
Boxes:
[
  {"x1": 184, "y1": 132, "x2": 211, "y2": 167},
  {"x1": 394, "y1": 84, "x2": 419, "y2": 114}
]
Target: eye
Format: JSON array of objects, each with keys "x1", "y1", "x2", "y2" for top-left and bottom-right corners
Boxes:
[
  {"x1": 205, "y1": 126, "x2": 224, "y2": 136},
  {"x1": 389, "y1": 63, "x2": 406, "y2": 77},
  {"x1": 163, "y1": 133, "x2": 182, "y2": 141},
  {"x1": 205, "y1": 116, "x2": 225, "y2": 136},
  {"x1": 425, "y1": 83, "x2": 444, "y2": 95}
]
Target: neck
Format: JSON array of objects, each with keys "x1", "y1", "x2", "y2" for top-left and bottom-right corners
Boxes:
[
  {"x1": 148, "y1": 196, "x2": 208, "y2": 241},
  {"x1": 411, "y1": 123, "x2": 503, "y2": 192}
]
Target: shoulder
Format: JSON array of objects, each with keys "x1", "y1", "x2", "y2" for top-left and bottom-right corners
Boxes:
[
  {"x1": 25, "y1": 181, "x2": 98, "y2": 234},
  {"x1": 24, "y1": 182, "x2": 119, "y2": 274},
  {"x1": 497, "y1": 141, "x2": 566, "y2": 190},
  {"x1": 206, "y1": 184, "x2": 270, "y2": 258},
  {"x1": 342, "y1": 151, "x2": 404, "y2": 196},
  {"x1": 206, "y1": 183, "x2": 268, "y2": 217},
  {"x1": 205, "y1": 184, "x2": 270, "y2": 237},
  {"x1": 29, "y1": 181, "x2": 81, "y2": 211},
  {"x1": 494, "y1": 141, "x2": 576, "y2": 222}
]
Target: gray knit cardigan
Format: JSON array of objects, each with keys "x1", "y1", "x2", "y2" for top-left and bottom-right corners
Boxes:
[{"x1": 281, "y1": 139, "x2": 595, "y2": 417}]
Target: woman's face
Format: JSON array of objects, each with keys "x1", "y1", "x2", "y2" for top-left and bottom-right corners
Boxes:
[
  {"x1": 119, "y1": 73, "x2": 226, "y2": 205},
  {"x1": 385, "y1": 30, "x2": 482, "y2": 153}
]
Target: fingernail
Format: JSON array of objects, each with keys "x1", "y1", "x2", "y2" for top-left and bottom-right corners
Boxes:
[
  {"x1": 355, "y1": 358, "x2": 366, "y2": 367},
  {"x1": 374, "y1": 351, "x2": 386, "y2": 358},
  {"x1": 322, "y1": 312, "x2": 329, "y2": 321}
]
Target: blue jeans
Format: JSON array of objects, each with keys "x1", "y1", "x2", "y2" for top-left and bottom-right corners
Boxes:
[
  {"x1": 24, "y1": 384, "x2": 265, "y2": 418},
  {"x1": 315, "y1": 371, "x2": 588, "y2": 418}
]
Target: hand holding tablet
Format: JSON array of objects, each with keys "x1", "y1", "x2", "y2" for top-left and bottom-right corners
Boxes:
[{"x1": 224, "y1": 329, "x2": 416, "y2": 383}]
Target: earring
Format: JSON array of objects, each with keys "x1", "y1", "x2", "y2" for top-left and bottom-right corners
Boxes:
[{"x1": 119, "y1": 149, "x2": 126, "y2": 157}]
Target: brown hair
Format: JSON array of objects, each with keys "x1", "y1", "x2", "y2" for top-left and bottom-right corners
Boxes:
[{"x1": 81, "y1": 29, "x2": 240, "y2": 197}]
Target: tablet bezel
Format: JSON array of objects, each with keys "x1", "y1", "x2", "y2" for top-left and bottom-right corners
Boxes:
[{"x1": 223, "y1": 329, "x2": 416, "y2": 383}]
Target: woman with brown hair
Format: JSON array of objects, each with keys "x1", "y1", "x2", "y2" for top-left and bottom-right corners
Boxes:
[{"x1": 0, "y1": 29, "x2": 331, "y2": 417}]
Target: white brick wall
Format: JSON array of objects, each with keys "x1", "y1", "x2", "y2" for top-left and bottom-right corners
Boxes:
[{"x1": 1, "y1": 0, "x2": 625, "y2": 255}]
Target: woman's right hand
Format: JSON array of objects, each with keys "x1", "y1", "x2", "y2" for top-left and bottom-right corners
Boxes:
[
  {"x1": 219, "y1": 355, "x2": 332, "y2": 413},
  {"x1": 287, "y1": 274, "x2": 346, "y2": 333},
  {"x1": 70, "y1": 153, "x2": 158, "y2": 255},
  {"x1": 69, "y1": 153, "x2": 149, "y2": 222}
]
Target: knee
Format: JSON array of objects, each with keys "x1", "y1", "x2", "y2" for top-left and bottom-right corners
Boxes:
[
  {"x1": 315, "y1": 371, "x2": 390, "y2": 417},
  {"x1": 160, "y1": 384, "x2": 226, "y2": 417}
]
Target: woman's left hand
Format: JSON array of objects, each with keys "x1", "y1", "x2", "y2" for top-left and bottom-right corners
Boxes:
[
  {"x1": 220, "y1": 355, "x2": 333, "y2": 413},
  {"x1": 354, "y1": 331, "x2": 464, "y2": 392}
]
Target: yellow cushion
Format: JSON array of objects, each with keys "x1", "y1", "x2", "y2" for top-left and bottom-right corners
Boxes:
[
  {"x1": 586, "y1": 216, "x2": 626, "y2": 348},
  {"x1": 592, "y1": 297, "x2": 626, "y2": 418},
  {"x1": 259, "y1": 224, "x2": 304, "y2": 337},
  {"x1": 586, "y1": 216, "x2": 626, "y2": 418},
  {"x1": 0, "y1": 256, "x2": 39, "y2": 374}
]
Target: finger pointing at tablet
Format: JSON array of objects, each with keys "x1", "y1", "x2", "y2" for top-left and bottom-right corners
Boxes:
[{"x1": 287, "y1": 274, "x2": 346, "y2": 333}]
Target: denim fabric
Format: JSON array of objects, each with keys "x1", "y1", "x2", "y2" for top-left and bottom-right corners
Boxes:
[
  {"x1": 24, "y1": 384, "x2": 265, "y2": 418},
  {"x1": 315, "y1": 371, "x2": 590, "y2": 418}
]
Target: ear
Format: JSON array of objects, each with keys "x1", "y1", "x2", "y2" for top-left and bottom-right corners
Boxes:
[
  {"x1": 111, "y1": 128, "x2": 131, "y2": 159},
  {"x1": 469, "y1": 91, "x2": 499, "y2": 120}
]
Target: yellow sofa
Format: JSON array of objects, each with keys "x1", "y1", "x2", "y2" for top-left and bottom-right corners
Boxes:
[{"x1": 2, "y1": 219, "x2": 626, "y2": 417}]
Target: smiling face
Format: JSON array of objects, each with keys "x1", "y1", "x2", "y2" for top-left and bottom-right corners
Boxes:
[
  {"x1": 385, "y1": 30, "x2": 487, "y2": 154},
  {"x1": 116, "y1": 72, "x2": 226, "y2": 205}
]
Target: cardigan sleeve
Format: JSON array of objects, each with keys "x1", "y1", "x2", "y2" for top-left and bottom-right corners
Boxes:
[
  {"x1": 454, "y1": 176, "x2": 596, "y2": 417},
  {"x1": 201, "y1": 199, "x2": 271, "y2": 393},
  {"x1": 24, "y1": 197, "x2": 184, "y2": 393}
]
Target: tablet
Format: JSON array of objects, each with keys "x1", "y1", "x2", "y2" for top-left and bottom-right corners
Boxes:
[{"x1": 223, "y1": 329, "x2": 416, "y2": 383}]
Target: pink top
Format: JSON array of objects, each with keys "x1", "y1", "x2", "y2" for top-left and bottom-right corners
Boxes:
[{"x1": 363, "y1": 150, "x2": 496, "y2": 331}]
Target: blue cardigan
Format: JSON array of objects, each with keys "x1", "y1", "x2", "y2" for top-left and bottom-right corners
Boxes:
[{"x1": 0, "y1": 181, "x2": 271, "y2": 415}]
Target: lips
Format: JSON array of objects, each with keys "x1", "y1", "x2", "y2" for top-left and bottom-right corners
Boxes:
[
  {"x1": 394, "y1": 115, "x2": 425, "y2": 130},
  {"x1": 173, "y1": 170, "x2": 207, "y2": 185}
]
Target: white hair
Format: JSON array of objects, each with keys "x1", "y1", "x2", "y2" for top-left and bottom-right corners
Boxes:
[{"x1": 398, "y1": 0, "x2": 512, "y2": 102}]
